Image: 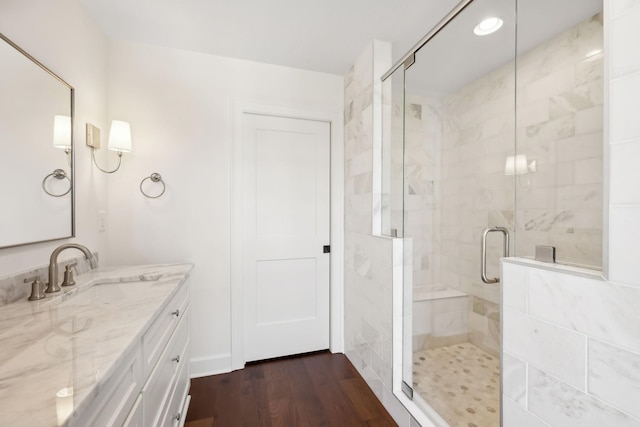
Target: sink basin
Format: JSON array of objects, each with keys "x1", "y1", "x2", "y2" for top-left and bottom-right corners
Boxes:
[
  {"x1": 63, "y1": 281, "x2": 155, "y2": 305},
  {"x1": 70, "y1": 283, "x2": 128, "y2": 304}
]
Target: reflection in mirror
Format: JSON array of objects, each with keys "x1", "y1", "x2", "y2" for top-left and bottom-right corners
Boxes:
[{"x1": 0, "y1": 33, "x2": 74, "y2": 248}]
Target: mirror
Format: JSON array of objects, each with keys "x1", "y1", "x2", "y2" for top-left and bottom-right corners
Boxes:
[{"x1": 0, "y1": 33, "x2": 74, "y2": 248}]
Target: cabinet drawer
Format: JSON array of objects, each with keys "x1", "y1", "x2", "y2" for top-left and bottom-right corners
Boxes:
[
  {"x1": 79, "y1": 345, "x2": 143, "y2": 427},
  {"x1": 142, "y1": 283, "x2": 189, "y2": 377},
  {"x1": 143, "y1": 310, "x2": 190, "y2": 427},
  {"x1": 122, "y1": 394, "x2": 143, "y2": 427},
  {"x1": 160, "y1": 347, "x2": 190, "y2": 427}
]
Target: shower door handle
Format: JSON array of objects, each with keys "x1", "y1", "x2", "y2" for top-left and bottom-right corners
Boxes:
[{"x1": 481, "y1": 226, "x2": 509, "y2": 284}]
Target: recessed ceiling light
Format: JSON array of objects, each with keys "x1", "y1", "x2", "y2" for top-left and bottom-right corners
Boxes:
[{"x1": 474, "y1": 17, "x2": 504, "y2": 36}]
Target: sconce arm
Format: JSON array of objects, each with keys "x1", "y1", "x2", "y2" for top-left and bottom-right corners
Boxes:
[{"x1": 91, "y1": 147, "x2": 123, "y2": 174}]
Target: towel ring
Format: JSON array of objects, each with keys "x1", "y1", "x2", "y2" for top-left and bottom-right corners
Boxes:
[
  {"x1": 140, "y1": 172, "x2": 166, "y2": 199},
  {"x1": 42, "y1": 169, "x2": 71, "y2": 197}
]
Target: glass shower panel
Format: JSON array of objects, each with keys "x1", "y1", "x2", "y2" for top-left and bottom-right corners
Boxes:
[
  {"x1": 401, "y1": 0, "x2": 516, "y2": 424},
  {"x1": 514, "y1": 0, "x2": 604, "y2": 269},
  {"x1": 381, "y1": 67, "x2": 405, "y2": 238}
]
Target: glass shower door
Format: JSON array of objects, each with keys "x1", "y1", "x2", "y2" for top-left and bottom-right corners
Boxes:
[{"x1": 399, "y1": 0, "x2": 516, "y2": 424}]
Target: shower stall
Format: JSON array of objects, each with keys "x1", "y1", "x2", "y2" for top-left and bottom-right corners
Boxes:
[{"x1": 381, "y1": 0, "x2": 603, "y2": 425}]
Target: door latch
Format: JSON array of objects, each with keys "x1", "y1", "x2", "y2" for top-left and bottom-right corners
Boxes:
[{"x1": 323, "y1": 245, "x2": 331, "y2": 253}]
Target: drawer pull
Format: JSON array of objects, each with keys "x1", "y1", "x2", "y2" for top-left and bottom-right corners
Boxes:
[
  {"x1": 171, "y1": 309, "x2": 180, "y2": 317},
  {"x1": 172, "y1": 355, "x2": 180, "y2": 363},
  {"x1": 173, "y1": 412, "x2": 181, "y2": 421}
]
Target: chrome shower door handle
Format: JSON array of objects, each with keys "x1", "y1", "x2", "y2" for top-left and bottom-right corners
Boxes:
[{"x1": 481, "y1": 226, "x2": 510, "y2": 284}]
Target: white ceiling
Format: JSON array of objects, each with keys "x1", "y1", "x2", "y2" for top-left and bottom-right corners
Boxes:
[
  {"x1": 80, "y1": 0, "x2": 461, "y2": 75},
  {"x1": 407, "y1": 0, "x2": 603, "y2": 96},
  {"x1": 81, "y1": 0, "x2": 602, "y2": 87}
]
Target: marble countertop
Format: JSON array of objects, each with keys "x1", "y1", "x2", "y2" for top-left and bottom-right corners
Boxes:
[{"x1": 0, "y1": 263, "x2": 193, "y2": 427}]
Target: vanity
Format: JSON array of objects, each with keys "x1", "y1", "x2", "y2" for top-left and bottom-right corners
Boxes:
[
  {"x1": 0, "y1": 263, "x2": 193, "y2": 427},
  {"x1": 0, "y1": 27, "x2": 193, "y2": 427}
]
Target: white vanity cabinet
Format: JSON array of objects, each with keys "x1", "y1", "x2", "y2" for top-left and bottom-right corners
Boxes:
[
  {"x1": 73, "y1": 278, "x2": 191, "y2": 427},
  {"x1": 143, "y1": 308, "x2": 190, "y2": 426},
  {"x1": 0, "y1": 264, "x2": 195, "y2": 427},
  {"x1": 122, "y1": 395, "x2": 144, "y2": 427},
  {"x1": 141, "y1": 279, "x2": 191, "y2": 427},
  {"x1": 79, "y1": 345, "x2": 144, "y2": 427}
]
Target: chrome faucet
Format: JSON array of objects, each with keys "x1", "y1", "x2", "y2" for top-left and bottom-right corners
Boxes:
[{"x1": 46, "y1": 243, "x2": 95, "y2": 293}]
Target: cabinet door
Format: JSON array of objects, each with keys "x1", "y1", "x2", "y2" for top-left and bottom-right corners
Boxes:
[{"x1": 82, "y1": 346, "x2": 143, "y2": 427}]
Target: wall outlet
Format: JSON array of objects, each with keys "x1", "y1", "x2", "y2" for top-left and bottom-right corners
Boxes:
[
  {"x1": 98, "y1": 211, "x2": 107, "y2": 232},
  {"x1": 86, "y1": 123, "x2": 101, "y2": 149}
]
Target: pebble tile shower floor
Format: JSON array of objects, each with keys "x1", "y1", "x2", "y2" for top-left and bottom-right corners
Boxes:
[{"x1": 413, "y1": 342, "x2": 500, "y2": 427}]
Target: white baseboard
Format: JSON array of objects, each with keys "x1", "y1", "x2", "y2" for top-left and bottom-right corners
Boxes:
[{"x1": 190, "y1": 353, "x2": 232, "y2": 378}]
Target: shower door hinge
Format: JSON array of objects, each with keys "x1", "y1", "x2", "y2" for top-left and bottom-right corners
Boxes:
[
  {"x1": 323, "y1": 245, "x2": 331, "y2": 253},
  {"x1": 403, "y1": 54, "x2": 415, "y2": 70},
  {"x1": 401, "y1": 381, "x2": 414, "y2": 400},
  {"x1": 535, "y1": 245, "x2": 556, "y2": 263}
]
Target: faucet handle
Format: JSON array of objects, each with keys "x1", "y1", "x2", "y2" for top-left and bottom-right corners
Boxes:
[
  {"x1": 62, "y1": 263, "x2": 77, "y2": 287},
  {"x1": 24, "y1": 276, "x2": 46, "y2": 301}
]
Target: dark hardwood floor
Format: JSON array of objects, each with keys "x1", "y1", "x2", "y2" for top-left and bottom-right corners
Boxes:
[{"x1": 185, "y1": 351, "x2": 398, "y2": 426}]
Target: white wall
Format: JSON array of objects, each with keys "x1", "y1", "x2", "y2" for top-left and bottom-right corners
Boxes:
[
  {"x1": 0, "y1": 0, "x2": 109, "y2": 273},
  {"x1": 105, "y1": 39, "x2": 343, "y2": 376}
]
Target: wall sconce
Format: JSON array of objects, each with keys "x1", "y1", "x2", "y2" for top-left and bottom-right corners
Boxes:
[
  {"x1": 47, "y1": 115, "x2": 72, "y2": 196},
  {"x1": 53, "y1": 115, "x2": 72, "y2": 164},
  {"x1": 56, "y1": 386, "x2": 74, "y2": 425},
  {"x1": 87, "y1": 120, "x2": 132, "y2": 174},
  {"x1": 505, "y1": 154, "x2": 537, "y2": 189},
  {"x1": 504, "y1": 154, "x2": 536, "y2": 176}
]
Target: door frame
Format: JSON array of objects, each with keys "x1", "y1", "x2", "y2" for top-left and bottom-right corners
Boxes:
[{"x1": 231, "y1": 101, "x2": 344, "y2": 370}]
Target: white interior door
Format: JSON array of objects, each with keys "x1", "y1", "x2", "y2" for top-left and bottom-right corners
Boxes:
[{"x1": 242, "y1": 113, "x2": 330, "y2": 362}]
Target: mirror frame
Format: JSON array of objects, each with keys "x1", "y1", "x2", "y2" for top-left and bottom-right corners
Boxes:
[{"x1": 0, "y1": 33, "x2": 75, "y2": 249}]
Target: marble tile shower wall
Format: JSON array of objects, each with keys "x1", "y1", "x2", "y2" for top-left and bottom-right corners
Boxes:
[
  {"x1": 501, "y1": 0, "x2": 640, "y2": 425},
  {"x1": 440, "y1": 55, "x2": 516, "y2": 357},
  {"x1": 381, "y1": 85, "x2": 404, "y2": 237},
  {"x1": 396, "y1": 15, "x2": 604, "y2": 357},
  {"x1": 344, "y1": 40, "x2": 408, "y2": 423},
  {"x1": 515, "y1": 14, "x2": 603, "y2": 269},
  {"x1": 0, "y1": 254, "x2": 97, "y2": 307},
  {"x1": 502, "y1": 260, "x2": 640, "y2": 426},
  {"x1": 397, "y1": 65, "x2": 512, "y2": 356},
  {"x1": 402, "y1": 94, "x2": 443, "y2": 288}
]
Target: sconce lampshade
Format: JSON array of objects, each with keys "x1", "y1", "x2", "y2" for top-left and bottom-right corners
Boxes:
[
  {"x1": 107, "y1": 120, "x2": 132, "y2": 153},
  {"x1": 504, "y1": 154, "x2": 529, "y2": 175},
  {"x1": 53, "y1": 115, "x2": 71, "y2": 150}
]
